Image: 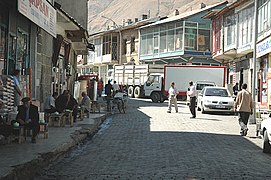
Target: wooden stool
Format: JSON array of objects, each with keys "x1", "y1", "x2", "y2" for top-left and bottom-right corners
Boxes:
[
  {"x1": 91, "y1": 101, "x2": 100, "y2": 113},
  {"x1": 39, "y1": 123, "x2": 48, "y2": 139},
  {"x1": 48, "y1": 113, "x2": 64, "y2": 127},
  {"x1": 63, "y1": 111, "x2": 73, "y2": 127},
  {"x1": 12, "y1": 126, "x2": 26, "y2": 144}
]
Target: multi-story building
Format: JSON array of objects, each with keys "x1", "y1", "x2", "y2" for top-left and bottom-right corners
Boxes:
[
  {"x1": 206, "y1": 0, "x2": 271, "y2": 108},
  {"x1": 138, "y1": 2, "x2": 227, "y2": 65},
  {"x1": 86, "y1": 17, "x2": 161, "y2": 82},
  {"x1": 0, "y1": 0, "x2": 57, "y2": 108}
]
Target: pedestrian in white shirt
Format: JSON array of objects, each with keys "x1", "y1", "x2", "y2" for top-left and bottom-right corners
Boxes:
[
  {"x1": 112, "y1": 81, "x2": 119, "y2": 96},
  {"x1": 187, "y1": 81, "x2": 196, "y2": 118},
  {"x1": 167, "y1": 82, "x2": 178, "y2": 113}
]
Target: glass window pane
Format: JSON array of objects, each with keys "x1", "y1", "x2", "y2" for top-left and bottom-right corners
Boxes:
[
  {"x1": 184, "y1": 28, "x2": 197, "y2": 50},
  {"x1": 147, "y1": 34, "x2": 153, "y2": 54},
  {"x1": 175, "y1": 28, "x2": 183, "y2": 51},
  {"x1": 160, "y1": 32, "x2": 167, "y2": 53},
  {"x1": 198, "y1": 29, "x2": 210, "y2": 51},
  {"x1": 167, "y1": 30, "x2": 174, "y2": 52},
  {"x1": 176, "y1": 21, "x2": 183, "y2": 28},
  {"x1": 140, "y1": 35, "x2": 147, "y2": 55}
]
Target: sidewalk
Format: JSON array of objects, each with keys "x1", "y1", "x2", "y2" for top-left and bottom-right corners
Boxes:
[{"x1": 0, "y1": 112, "x2": 108, "y2": 180}]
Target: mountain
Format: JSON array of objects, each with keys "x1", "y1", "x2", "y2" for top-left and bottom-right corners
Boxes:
[{"x1": 87, "y1": 0, "x2": 234, "y2": 34}]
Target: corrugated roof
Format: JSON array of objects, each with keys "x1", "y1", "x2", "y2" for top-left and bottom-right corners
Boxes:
[{"x1": 139, "y1": 1, "x2": 228, "y2": 29}]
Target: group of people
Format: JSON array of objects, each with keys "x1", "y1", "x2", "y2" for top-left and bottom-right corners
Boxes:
[
  {"x1": 14, "y1": 90, "x2": 91, "y2": 143},
  {"x1": 167, "y1": 80, "x2": 253, "y2": 136}
]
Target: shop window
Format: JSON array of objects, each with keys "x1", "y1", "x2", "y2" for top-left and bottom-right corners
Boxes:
[{"x1": 8, "y1": 34, "x2": 16, "y2": 74}]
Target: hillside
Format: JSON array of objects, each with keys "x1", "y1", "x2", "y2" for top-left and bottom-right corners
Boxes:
[{"x1": 87, "y1": 0, "x2": 234, "y2": 34}]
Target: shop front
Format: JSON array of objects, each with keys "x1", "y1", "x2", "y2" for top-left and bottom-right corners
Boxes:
[{"x1": 256, "y1": 36, "x2": 271, "y2": 109}]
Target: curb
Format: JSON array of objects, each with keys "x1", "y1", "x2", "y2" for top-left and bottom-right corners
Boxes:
[{"x1": 1, "y1": 113, "x2": 108, "y2": 180}]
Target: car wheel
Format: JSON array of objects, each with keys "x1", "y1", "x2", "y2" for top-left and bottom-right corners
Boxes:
[
  {"x1": 151, "y1": 92, "x2": 161, "y2": 103},
  {"x1": 263, "y1": 130, "x2": 271, "y2": 153}
]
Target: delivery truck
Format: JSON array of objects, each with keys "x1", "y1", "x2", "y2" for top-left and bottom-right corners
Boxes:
[{"x1": 143, "y1": 65, "x2": 226, "y2": 102}]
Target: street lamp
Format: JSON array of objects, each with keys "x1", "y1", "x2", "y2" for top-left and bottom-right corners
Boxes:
[{"x1": 101, "y1": 15, "x2": 122, "y2": 65}]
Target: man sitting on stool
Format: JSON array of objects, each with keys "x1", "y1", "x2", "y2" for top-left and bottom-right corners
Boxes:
[
  {"x1": 80, "y1": 92, "x2": 90, "y2": 118},
  {"x1": 16, "y1": 97, "x2": 39, "y2": 143}
]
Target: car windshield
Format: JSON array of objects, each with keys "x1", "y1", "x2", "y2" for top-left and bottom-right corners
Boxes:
[
  {"x1": 204, "y1": 88, "x2": 229, "y2": 97},
  {"x1": 196, "y1": 83, "x2": 215, "y2": 91}
]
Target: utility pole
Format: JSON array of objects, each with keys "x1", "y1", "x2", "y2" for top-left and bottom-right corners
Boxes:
[{"x1": 251, "y1": 0, "x2": 258, "y2": 124}]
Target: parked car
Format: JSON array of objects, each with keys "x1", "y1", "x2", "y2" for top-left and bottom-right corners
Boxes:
[
  {"x1": 260, "y1": 118, "x2": 271, "y2": 153},
  {"x1": 197, "y1": 87, "x2": 234, "y2": 114}
]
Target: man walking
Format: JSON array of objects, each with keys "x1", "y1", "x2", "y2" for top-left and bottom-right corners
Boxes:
[
  {"x1": 187, "y1": 81, "x2": 196, "y2": 118},
  {"x1": 234, "y1": 83, "x2": 253, "y2": 136},
  {"x1": 167, "y1": 82, "x2": 178, "y2": 113}
]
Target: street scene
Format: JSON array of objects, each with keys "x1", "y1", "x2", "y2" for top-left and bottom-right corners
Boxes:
[
  {"x1": 33, "y1": 98, "x2": 269, "y2": 179},
  {"x1": 1, "y1": 0, "x2": 271, "y2": 179}
]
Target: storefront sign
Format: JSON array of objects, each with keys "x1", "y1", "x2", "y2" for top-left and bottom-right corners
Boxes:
[
  {"x1": 18, "y1": 0, "x2": 56, "y2": 37},
  {"x1": 257, "y1": 36, "x2": 271, "y2": 58}
]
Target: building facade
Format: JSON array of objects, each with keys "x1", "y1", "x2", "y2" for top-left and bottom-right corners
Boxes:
[
  {"x1": 0, "y1": 0, "x2": 56, "y2": 109},
  {"x1": 138, "y1": 2, "x2": 227, "y2": 65}
]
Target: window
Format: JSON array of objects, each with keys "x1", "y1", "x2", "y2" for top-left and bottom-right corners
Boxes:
[
  {"x1": 123, "y1": 39, "x2": 127, "y2": 55},
  {"x1": 184, "y1": 28, "x2": 197, "y2": 51},
  {"x1": 94, "y1": 39, "x2": 101, "y2": 57},
  {"x1": 140, "y1": 35, "x2": 147, "y2": 55},
  {"x1": 130, "y1": 37, "x2": 135, "y2": 53},
  {"x1": 102, "y1": 35, "x2": 111, "y2": 55},
  {"x1": 198, "y1": 29, "x2": 210, "y2": 51},
  {"x1": 167, "y1": 30, "x2": 174, "y2": 52},
  {"x1": 153, "y1": 34, "x2": 159, "y2": 54},
  {"x1": 147, "y1": 34, "x2": 153, "y2": 54},
  {"x1": 224, "y1": 14, "x2": 236, "y2": 47},
  {"x1": 175, "y1": 28, "x2": 183, "y2": 51},
  {"x1": 159, "y1": 32, "x2": 166, "y2": 53}
]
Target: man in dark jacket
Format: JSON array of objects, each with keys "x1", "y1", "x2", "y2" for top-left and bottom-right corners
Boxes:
[
  {"x1": 16, "y1": 97, "x2": 39, "y2": 143},
  {"x1": 104, "y1": 80, "x2": 113, "y2": 112}
]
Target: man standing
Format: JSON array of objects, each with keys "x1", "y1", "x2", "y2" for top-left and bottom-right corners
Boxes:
[
  {"x1": 234, "y1": 83, "x2": 253, "y2": 136},
  {"x1": 16, "y1": 97, "x2": 39, "y2": 143},
  {"x1": 105, "y1": 80, "x2": 113, "y2": 112},
  {"x1": 13, "y1": 69, "x2": 22, "y2": 107},
  {"x1": 187, "y1": 81, "x2": 196, "y2": 118},
  {"x1": 112, "y1": 81, "x2": 119, "y2": 96},
  {"x1": 167, "y1": 82, "x2": 178, "y2": 113}
]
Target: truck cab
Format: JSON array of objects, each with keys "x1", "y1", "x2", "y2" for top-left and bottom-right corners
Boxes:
[{"x1": 144, "y1": 73, "x2": 164, "y2": 102}]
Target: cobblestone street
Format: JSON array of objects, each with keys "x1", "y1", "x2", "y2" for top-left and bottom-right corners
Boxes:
[{"x1": 35, "y1": 99, "x2": 271, "y2": 180}]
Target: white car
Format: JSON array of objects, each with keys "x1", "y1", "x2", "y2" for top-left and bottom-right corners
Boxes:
[
  {"x1": 260, "y1": 118, "x2": 271, "y2": 153},
  {"x1": 197, "y1": 87, "x2": 234, "y2": 114}
]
